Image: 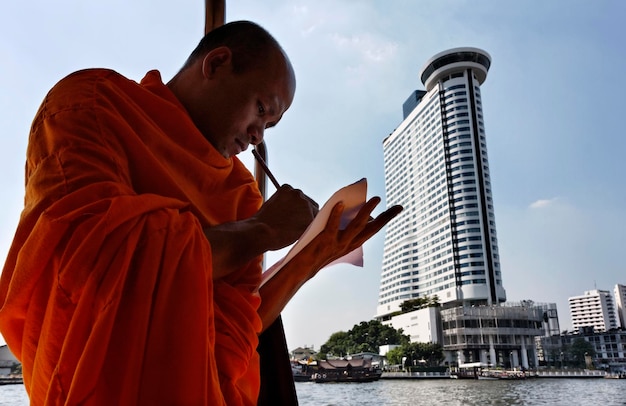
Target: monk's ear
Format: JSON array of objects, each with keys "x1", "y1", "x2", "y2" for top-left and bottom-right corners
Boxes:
[{"x1": 201, "y1": 46, "x2": 233, "y2": 78}]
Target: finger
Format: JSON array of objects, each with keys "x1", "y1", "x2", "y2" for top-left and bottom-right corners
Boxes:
[
  {"x1": 325, "y1": 201, "x2": 345, "y2": 233},
  {"x1": 364, "y1": 205, "x2": 403, "y2": 235},
  {"x1": 335, "y1": 198, "x2": 382, "y2": 243},
  {"x1": 348, "y1": 197, "x2": 382, "y2": 227},
  {"x1": 348, "y1": 205, "x2": 403, "y2": 248}
]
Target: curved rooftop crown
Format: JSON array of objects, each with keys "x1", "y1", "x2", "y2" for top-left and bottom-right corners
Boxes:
[{"x1": 419, "y1": 47, "x2": 491, "y2": 91}]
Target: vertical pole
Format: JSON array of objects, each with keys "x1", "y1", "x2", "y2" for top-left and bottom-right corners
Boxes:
[{"x1": 203, "y1": 2, "x2": 297, "y2": 404}]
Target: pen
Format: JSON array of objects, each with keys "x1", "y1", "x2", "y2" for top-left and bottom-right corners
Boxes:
[{"x1": 252, "y1": 149, "x2": 281, "y2": 190}]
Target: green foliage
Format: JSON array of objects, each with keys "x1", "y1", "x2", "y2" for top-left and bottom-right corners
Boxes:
[
  {"x1": 386, "y1": 346, "x2": 405, "y2": 365},
  {"x1": 381, "y1": 342, "x2": 445, "y2": 368},
  {"x1": 569, "y1": 338, "x2": 595, "y2": 368},
  {"x1": 319, "y1": 320, "x2": 409, "y2": 359},
  {"x1": 398, "y1": 295, "x2": 440, "y2": 313}
]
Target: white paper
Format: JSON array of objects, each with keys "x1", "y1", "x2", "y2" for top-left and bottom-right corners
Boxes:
[{"x1": 260, "y1": 178, "x2": 367, "y2": 287}]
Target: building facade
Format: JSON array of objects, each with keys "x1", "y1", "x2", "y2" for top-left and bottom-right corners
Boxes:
[
  {"x1": 536, "y1": 330, "x2": 626, "y2": 372},
  {"x1": 384, "y1": 306, "x2": 442, "y2": 344},
  {"x1": 569, "y1": 289, "x2": 618, "y2": 333},
  {"x1": 441, "y1": 302, "x2": 544, "y2": 369},
  {"x1": 374, "y1": 48, "x2": 549, "y2": 368},
  {"x1": 377, "y1": 47, "x2": 506, "y2": 320},
  {"x1": 614, "y1": 284, "x2": 626, "y2": 329}
]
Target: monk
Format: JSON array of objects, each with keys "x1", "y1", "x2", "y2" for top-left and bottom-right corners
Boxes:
[{"x1": 0, "y1": 20, "x2": 402, "y2": 405}]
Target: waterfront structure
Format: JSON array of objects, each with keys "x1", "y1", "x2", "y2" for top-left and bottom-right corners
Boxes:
[
  {"x1": 537, "y1": 330, "x2": 626, "y2": 371},
  {"x1": 377, "y1": 47, "x2": 505, "y2": 319},
  {"x1": 532, "y1": 302, "x2": 561, "y2": 364},
  {"x1": 536, "y1": 302, "x2": 561, "y2": 337},
  {"x1": 569, "y1": 289, "x2": 618, "y2": 333},
  {"x1": 440, "y1": 302, "x2": 544, "y2": 369},
  {"x1": 579, "y1": 329, "x2": 626, "y2": 370},
  {"x1": 615, "y1": 284, "x2": 626, "y2": 329}
]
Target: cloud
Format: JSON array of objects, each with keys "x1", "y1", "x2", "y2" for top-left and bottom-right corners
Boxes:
[
  {"x1": 529, "y1": 198, "x2": 559, "y2": 209},
  {"x1": 330, "y1": 33, "x2": 397, "y2": 63}
]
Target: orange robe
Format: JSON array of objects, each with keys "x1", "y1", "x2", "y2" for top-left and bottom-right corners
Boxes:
[{"x1": 0, "y1": 69, "x2": 264, "y2": 405}]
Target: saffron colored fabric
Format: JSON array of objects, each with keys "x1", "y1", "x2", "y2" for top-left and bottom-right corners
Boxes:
[{"x1": 0, "y1": 69, "x2": 264, "y2": 405}]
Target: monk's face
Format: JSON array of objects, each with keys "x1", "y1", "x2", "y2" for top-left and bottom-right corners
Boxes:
[{"x1": 195, "y1": 47, "x2": 296, "y2": 158}]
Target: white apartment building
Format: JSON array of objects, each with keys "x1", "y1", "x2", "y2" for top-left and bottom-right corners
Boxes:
[
  {"x1": 384, "y1": 307, "x2": 441, "y2": 344},
  {"x1": 613, "y1": 284, "x2": 626, "y2": 329},
  {"x1": 569, "y1": 289, "x2": 618, "y2": 333},
  {"x1": 377, "y1": 47, "x2": 506, "y2": 320}
]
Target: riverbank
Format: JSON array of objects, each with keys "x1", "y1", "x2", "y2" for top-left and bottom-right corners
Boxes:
[
  {"x1": 381, "y1": 369, "x2": 610, "y2": 380},
  {"x1": 0, "y1": 376, "x2": 24, "y2": 386},
  {"x1": 381, "y1": 371, "x2": 449, "y2": 379}
]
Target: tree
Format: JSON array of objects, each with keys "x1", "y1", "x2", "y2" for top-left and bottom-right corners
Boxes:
[
  {"x1": 386, "y1": 347, "x2": 405, "y2": 365},
  {"x1": 384, "y1": 342, "x2": 444, "y2": 369},
  {"x1": 319, "y1": 320, "x2": 409, "y2": 359},
  {"x1": 317, "y1": 331, "x2": 350, "y2": 360},
  {"x1": 398, "y1": 295, "x2": 440, "y2": 314},
  {"x1": 402, "y1": 342, "x2": 444, "y2": 367},
  {"x1": 569, "y1": 338, "x2": 594, "y2": 368}
]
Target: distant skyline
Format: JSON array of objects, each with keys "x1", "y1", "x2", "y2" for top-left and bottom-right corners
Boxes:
[{"x1": 1, "y1": 1, "x2": 625, "y2": 351}]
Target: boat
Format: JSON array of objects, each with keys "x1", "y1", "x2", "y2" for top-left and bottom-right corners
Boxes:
[
  {"x1": 450, "y1": 362, "x2": 488, "y2": 379},
  {"x1": 291, "y1": 360, "x2": 315, "y2": 382},
  {"x1": 477, "y1": 372, "x2": 499, "y2": 380},
  {"x1": 604, "y1": 372, "x2": 626, "y2": 379},
  {"x1": 0, "y1": 376, "x2": 23, "y2": 386},
  {"x1": 311, "y1": 359, "x2": 382, "y2": 383},
  {"x1": 451, "y1": 362, "x2": 529, "y2": 380}
]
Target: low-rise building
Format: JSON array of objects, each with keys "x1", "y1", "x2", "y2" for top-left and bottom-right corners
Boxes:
[
  {"x1": 381, "y1": 306, "x2": 441, "y2": 344},
  {"x1": 440, "y1": 302, "x2": 544, "y2": 369},
  {"x1": 290, "y1": 346, "x2": 317, "y2": 361},
  {"x1": 380, "y1": 301, "x2": 548, "y2": 370},
  {"x1": 536, "y1": 328, "x2": 626, "y2": 372}
]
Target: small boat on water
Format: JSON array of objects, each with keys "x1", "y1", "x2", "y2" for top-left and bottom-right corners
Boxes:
[
  {"x1": 311, "y1": 359, "x2": 382, "y2": 383},
  {"x1": 0, "y1": 376, "x2": 23, "y2": 386},
  {"x1": 450, "y1": 362, "x2": 488, "y2": 379},
  {"x1": 477, "y1": 373, "x2": 499, "y2": 380},
  {"x1": 604, "y1": 372, "x2": 626, "y2": 379},
  {"x1": 291, "y1": 360, "x2": 315, "y2": 382},
  {"x1": 450, "y1": 363, "x2": 530, "y2": 380}
]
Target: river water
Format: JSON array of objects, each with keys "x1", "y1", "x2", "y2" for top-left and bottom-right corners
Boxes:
[
  {"x1": 295, "y1": 378, "x2": 626, "y2": 406},
  {"x1": 1, "y1": 379, "x2": 625, "y2": 405}
]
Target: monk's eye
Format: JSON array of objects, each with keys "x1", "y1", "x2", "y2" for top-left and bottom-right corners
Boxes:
[{"x1": 258, "y1": 102, "x2": 265, "y2": 115}]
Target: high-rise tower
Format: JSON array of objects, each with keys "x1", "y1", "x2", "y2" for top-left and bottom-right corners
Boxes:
[{"x1": 377, "y1": 47, "x2": 507, "y2": 320}]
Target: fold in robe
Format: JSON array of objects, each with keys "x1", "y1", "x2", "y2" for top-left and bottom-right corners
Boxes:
[{"x1": 0, "y1": 69, "x2": 264, "y2": 405}]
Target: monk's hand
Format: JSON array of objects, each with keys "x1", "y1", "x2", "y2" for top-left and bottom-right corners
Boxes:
[
  {"x1": 304, "y1": 197, "x2": 403, "y2": 272},
  {"x1": 255, "y1": 184, "x2": 319, "y2": 250}
]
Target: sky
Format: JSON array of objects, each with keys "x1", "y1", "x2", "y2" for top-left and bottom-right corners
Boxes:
[{"x1": 1, "y1": 0, "x2": 625, "y2": 352}]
